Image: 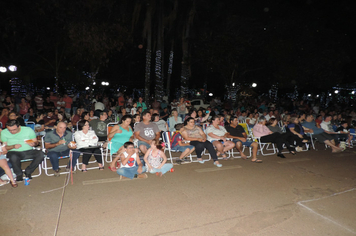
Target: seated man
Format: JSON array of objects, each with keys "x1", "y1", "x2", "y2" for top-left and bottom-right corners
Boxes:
[
  {"x1": 109, "y1": 141, "x2": 147, "y2": 179},
  {"x1": 302, "y1": 114, "x2": 342, "y2": 152},
  {"x1": 44, "y1": 121, "x2": 80, "y2": 176},
  {"x1": 226, "y1": 116, "x2": 261, "y2": 163},
  {"x1": 171, "y1": 123, "x2": 195, "y2": 164},
  {"x1": 1, "y1": 119, "x2": 44, "y2": 181},
  {"x1": 43, "y1": 111, "x2": 57, "y2": 128},
  {"x1": 336, "y1": 121, "x2": 353, "y2": 148},
  {"x1": 321, "y1": 114, "x2": 349, "y2": 143},
  {"x1": 89, "y1": 111, "x2": 109, "y2": 141},
  {"x1": 134, "y1": 110, "x2": 160, "y2": 154}
]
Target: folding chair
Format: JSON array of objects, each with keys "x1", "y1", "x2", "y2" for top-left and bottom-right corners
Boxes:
[
  {"x1": 41, "y1": 133, "x2": 75, "y2": 176},
  {"x1": 105, "y1": 122, "x2": 118, "y2": 163},
  {"x1": 250, "y1": 129, "x2": 276, "y2": 156},
  {"x1": 25, "y1": 121, "x2": 35, "y2": 131},
  {"x1": 162, "y1": 131, "x2": 194, "y2": 164},
  {"x1": 75, "y1": 146, "x2": 104, "y2": 171}
]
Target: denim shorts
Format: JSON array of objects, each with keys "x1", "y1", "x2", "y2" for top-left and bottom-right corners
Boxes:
[
  {"x1": 138, "y1": 140, "x2": 151, "y2": 149},
  {"x1": 171, "y1": 145, "x2": 195, "y2": 152},
  {"x1": 232, "y1": 139, "x2": 254, "y2": 147},
  {"x1": 0, "y1": 154, "x2": 6, "y2": 160}
]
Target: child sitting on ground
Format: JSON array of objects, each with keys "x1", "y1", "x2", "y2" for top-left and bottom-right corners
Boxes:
[
  {"x1": 144, "y1": 140, "x2": 173, "y2": 177},
  {"x1": 171, "y1": 123, "x2": 195, "y2": 164},
  {"x1": 110, "y1": 141, "x2": 147, "y2": 179}
]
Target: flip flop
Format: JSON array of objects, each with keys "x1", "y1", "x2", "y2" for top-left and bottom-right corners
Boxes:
[{"x1": 251, "y1": 159, "x2": 263, "y2": 163}]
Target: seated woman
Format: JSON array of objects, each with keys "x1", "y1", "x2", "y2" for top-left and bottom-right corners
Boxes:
[
  {"x1": 74, "y1": 120, "x2": 104, "y2": 172},
  {"x1": 88, "y1": 110, "x2": 98, "y2": 121},
  {"x1": 0, "y1": 143, "x2": 17, "y2": 188},
  {"x1": 107, "y1": 115, "x2": 133, "y2": 160},
  {"x1": 181, "y1": 117, "x2": 222, "y2": 167},
  {"x1": 34, "y1": 113, "x2": 46, "y2": 136},
  {"x1": 206, "y1": 115, "x2": 235, "y2": 160},
  {"x1": 253, "y1": 116, "x2": 296, "y2": 158},
  {"x1": 55, "y1": 112, "x2": 72, "y2": 131},
  {"x1": 171, "y1": 123, "x2": 195, "y2": 164},
  {"x1": 131, "y1": 114, "x2": 140, "y2": 130},
  {"x1": 9, "y1": 111, "x2": 26, "y2": 126},
  {"x1": 71, "y1": 108, "x2": 82, "y2": 128},
  {"x1": 144, "y1": 140, "x2": 173, "y2": 177},
  {"x1": 110, "y1": 141, "x2": 147, "y2": 179},
  {"x1": 152, "y1": 113, "x2": 168, "y2": 132},
  {"x1": 167, "y1": 109, "x2": 183, "y2": 131},
  {"x1": 245, "y1": 112, "x2": 257, "y2": 128},
  {"x1": 107, "y1": 109, "x2": 116, "y2": 123}
]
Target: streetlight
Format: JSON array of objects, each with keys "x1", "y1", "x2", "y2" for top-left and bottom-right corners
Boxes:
[
  {"x1": 232, "y1": 82, "x2": 235, "y2": 86},
  {"x1": 0, "y1": 66, "x2": 7, "y2": 73},
  {"x1": 334, "y1": 90, "x2": 339, "y2": 94},
  {"x1": 308, "y1": 94, "x2": 311, "y2": 97},
  {"x1": 252, "y1": 83, "x2": 257, "y2": 88},
  {"x1": 85, "y1": 87, "x2": 89, "y2": 90},
  {"x1": 209, "y1": 93, "x2": 213, "y2": 97},
  {"x1": 93, "y1": 82, "x2": 96, "y2": 85},
  {"x1": 8, "y1": 65, "x2": 17, "y2": 72},
  {"x1": 352, "y1": 91, "x2": 355, "y2": 95}
]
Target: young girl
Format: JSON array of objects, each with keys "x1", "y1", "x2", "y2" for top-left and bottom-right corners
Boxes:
[{"x1": 144, "y1": 140, "x2": 173, "y2": 177}]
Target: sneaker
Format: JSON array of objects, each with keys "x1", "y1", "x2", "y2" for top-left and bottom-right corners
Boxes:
[
  {"x1": 25, "y1": 173, "x2": 32, "y2": 179},
  {"x1": 54, "y1": 170, "x2": 60, "y2": 177},
  {"x1": 296, "y1": 147, "x2": 303, "y2": 152},
  {"x1": 16, "y1": 175, "x2": 24, "y2": 182},
  {"x1": 214, "y1": 162, "x2": 222, "y2": 167},
  {"x1": 176, "y1": 159, "x2": 185, "y2": 165}
]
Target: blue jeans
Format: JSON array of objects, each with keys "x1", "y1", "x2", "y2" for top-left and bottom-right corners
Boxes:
[
  {"x1": 178, "y1": 114, "x2": 185, "y2": 121},
  {"x1": 149, "y1": 163, "x2": 173, "y2": 175},
  {"x1": 47, "y1": 149, "x2": 80, "y2": 171},
  {"x1": 171, "y1": 145, "x2": 195, "y2": 152},
  {"x1": 138, "y1": 141, "x2": 152, "y2": 149},
  {"x1": 117, "y1": 166, "x2": 147, "y2": 179}
]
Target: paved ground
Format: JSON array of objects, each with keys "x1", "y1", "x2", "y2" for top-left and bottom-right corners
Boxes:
[{"x1": 1, "y1": 144, "x2": 356, "y2": 236}]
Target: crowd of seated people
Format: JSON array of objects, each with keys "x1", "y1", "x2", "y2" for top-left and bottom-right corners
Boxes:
[{"x1": 0, "y1": 90, "x2": 355, "y2": 184}]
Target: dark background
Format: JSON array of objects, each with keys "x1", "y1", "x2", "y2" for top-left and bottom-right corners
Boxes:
[{"x1": 1, "y1": 0, "x2": 355, "y2": 97}]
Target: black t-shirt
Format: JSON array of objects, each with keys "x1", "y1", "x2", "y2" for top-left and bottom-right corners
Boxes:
[{"x1": 226, "y1": 125, "x2": 245, "y2": 138}]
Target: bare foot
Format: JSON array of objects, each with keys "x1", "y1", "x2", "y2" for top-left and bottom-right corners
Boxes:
[{"x1": 241, "y1": 154, "x2": 248, "y2": 160}]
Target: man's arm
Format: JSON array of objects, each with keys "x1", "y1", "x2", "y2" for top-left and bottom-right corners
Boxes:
[
  {"x1": 45, "y1": 140, "x2": 65, "y2": 149},
  {"x1": 134, "y1": 131, "x2": 150, "y2": 143}
]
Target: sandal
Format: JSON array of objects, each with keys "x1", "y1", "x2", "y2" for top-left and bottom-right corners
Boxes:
[
  {"x1": 99, "y1": 166, "x2": 104, "y2": 170},
  {"x1": 81, "y1": 169, "x2": 88, "y2": 172},
  {"x1": 251, "y1": 159, "x2": 263, "y2": 163},
  {"x1": 10, "y1": 180, "x2": 18, "y2": 188}
]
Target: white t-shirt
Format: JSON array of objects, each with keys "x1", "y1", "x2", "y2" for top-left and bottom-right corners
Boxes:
[
  {"x1": 120, "y1": 152, "x2": 137, "y2": 168},
  {"x1": 206, "y1": 125, "x2": 227, "y2": 142}
]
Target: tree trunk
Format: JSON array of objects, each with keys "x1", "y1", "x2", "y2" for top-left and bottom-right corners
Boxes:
[
  {"x1": 143, "y1": 1, "x2": 154, "y2": 103},
  {"x1": 154, "y1": 0, "x2": 164, "y2": 102},
  {"x1": 166, "y1": 41, "x2": 174, "y2": 101}
]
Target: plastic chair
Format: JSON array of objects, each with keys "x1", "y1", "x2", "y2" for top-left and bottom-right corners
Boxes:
[
  {"x1": 105, "y1": 122, "x2": 118, "y2": 163},
  {"x1": 250, "y1": 129, "x2": 277, "y2": 156},
  {"x1": 25, "y1": 121, "x2": 35, "y2": 131},
  {"x1": 41, "y1": 133, "x2": 75, "y2": 176}
]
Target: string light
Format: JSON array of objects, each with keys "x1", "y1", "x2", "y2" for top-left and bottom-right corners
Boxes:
[{"x1": 154, "y1": 49, "x2": 164, "y2": 101}]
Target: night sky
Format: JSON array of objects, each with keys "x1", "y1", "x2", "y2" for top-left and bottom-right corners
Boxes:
[{"x1": 1, "y1": 0, "x2": 355, "y2": 97}]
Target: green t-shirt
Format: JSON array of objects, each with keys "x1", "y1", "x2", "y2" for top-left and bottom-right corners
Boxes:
[{"x1": 1, "y1": 126, "x2": 36, "y2": 152}]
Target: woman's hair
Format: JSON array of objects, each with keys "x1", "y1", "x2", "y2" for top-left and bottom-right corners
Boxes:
[
  {"x1": 77, "y1": 119, "x2": 88, "y2": 131},
  {"x1": 119, "y1": 114, "x2": 132, "y2": 124},
  {"x1": 81, "y1": 112, "x2": 89, "y2": 120},
  {"x1": 290, "y1": 116, "x2": 299, "y2": 123},
  {"x1": 266, "y1": 117, "x2": 277, "y2": 126},
  {"x1": 151, "y1": 113, "x2": 160, "y2": 121},
  {"x1": 211, "y1": 115, "x2": 220, "y2": 121},
  {"x1": 132, "y1": 114, "x2": 140, "y2": 122},
  {"x1": 258, "y1": 116, "x2": 266, "y2": 123},
  {"x1": 184, "y1": 117, "x2": 195, "y2": 126},
  {"x1": 187, "y1": 108, "x2": 197, "y2": 117}
]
